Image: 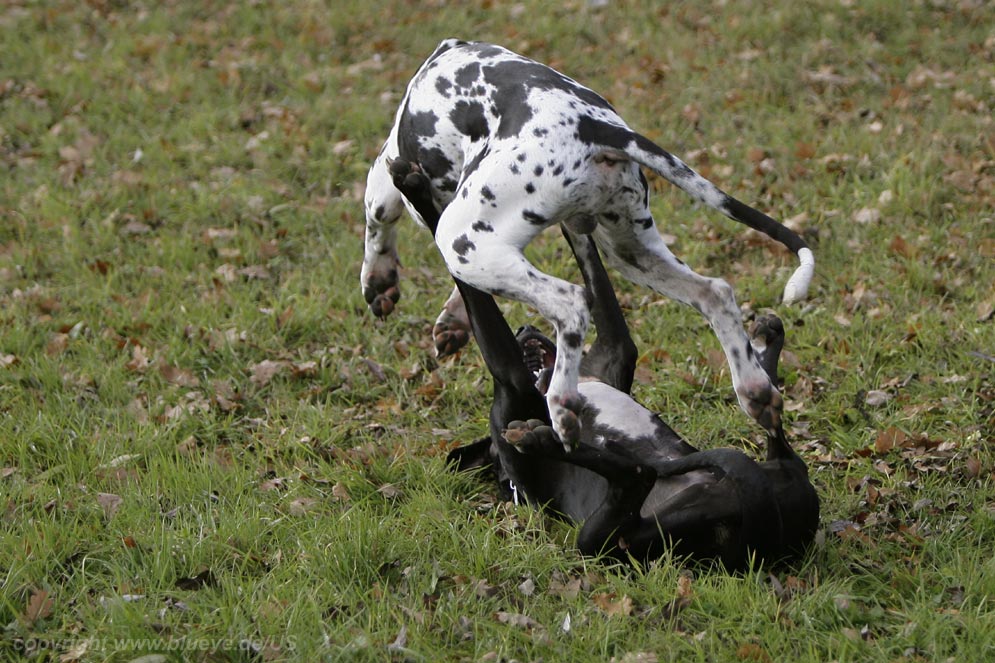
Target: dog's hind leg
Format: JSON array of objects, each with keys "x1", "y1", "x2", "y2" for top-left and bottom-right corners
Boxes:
[{"x1": 592, "y1": 218, "x2": 783, "y2": 436}]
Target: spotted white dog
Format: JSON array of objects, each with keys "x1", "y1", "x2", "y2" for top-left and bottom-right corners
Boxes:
[{"x1": 361, "y1": 39, "x2": 814, "y2": 448}]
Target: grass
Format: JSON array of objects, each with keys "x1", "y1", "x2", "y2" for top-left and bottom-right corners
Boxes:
[{"x1": 1, "y1": 0, "x2": 993, "y2": 661}]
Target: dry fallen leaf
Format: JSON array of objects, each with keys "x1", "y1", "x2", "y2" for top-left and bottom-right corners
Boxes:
[
  {"x1": 24, "y1": 588, "x2": 54, "y2": 626},
  {"x1": 96, "y1": 492, "x2": 123, "y2": 519},
  {"x1": 287, "y1": 497, "x2": 319, "y2": 516},
  {"x1": 864, "y1": 390, "x2": 892, "y2": 407},
  {"x1": 126, "y1": 344, "x2": 151, "y2": 372},
  {"x1": 160, "y1": 364, "x2": 199, "y2": 387},
  {"x1": 592, "y1": 592, "x2": 633, "y2": 617},
  {"x1": 875, "y1": 427, "x2": 909, "y2": 454},
  {"x1": 737, "y1": 642, "x2": 772, "y2": 662},
  {"x1": 548, "y1": 575, "x2": 582, "y2": 599},
  {"x1": 331, "y1": 482, "x2": 351, "y2": 502},
  {"x1": 250, "y1": 359, "x2": 288, "y2": 386},
  {"x1": 494, "y1": 611, "x2": 541, "y2": 630}
]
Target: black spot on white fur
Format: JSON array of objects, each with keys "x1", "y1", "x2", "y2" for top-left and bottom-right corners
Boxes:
[{"x1": 452, "y1": 234, "x2": 476, "y2": 257}]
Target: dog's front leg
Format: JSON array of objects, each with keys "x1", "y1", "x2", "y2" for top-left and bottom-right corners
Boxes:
[
  {"x1": 435, "y1": 200, "x2": 589, "y2": 449},
  {"x1": 360, "y1": 148, "x2": 407, "y2": 318}
]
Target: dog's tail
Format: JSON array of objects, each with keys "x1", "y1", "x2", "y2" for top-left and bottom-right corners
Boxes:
[{"x1": 579, "y1": 116, "x2": 814, "y2": 304}]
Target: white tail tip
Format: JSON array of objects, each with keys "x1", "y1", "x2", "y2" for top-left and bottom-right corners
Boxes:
[{"x1": 782, "y1": 247, "x2": 814, "y2": 304}]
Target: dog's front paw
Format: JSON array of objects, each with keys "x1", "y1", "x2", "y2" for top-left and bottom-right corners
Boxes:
[
  {"x1": 502, "y1": 419, "x2": 562, "y2": 454},
  {"x1": 362, "y1": 277, "x2": 400, "y2": 319},
  {"x1": 547, "y1": 392, "x2": 584, "y2": 451}
]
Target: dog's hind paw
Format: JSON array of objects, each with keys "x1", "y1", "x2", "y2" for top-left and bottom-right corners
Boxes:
[
  {"x1": 433, "y1": 320, "x2": 471, "y2": 358},
  {"x1": 502, "y1": 419, "x2": 562, "y2": 454}
]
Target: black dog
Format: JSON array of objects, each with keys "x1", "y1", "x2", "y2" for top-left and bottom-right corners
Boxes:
[{"x1": 387, "y1": 158, "x2": 818, "y2": 568}]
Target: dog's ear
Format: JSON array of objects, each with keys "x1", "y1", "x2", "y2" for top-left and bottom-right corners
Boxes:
[{"x1": 446, "y1": 437, "x2": 495, "y2": 472}]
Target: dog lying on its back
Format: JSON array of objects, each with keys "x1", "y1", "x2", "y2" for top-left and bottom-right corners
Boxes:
[{"x1": 388, "y1": 157, "x2": 819, "y2": 567}]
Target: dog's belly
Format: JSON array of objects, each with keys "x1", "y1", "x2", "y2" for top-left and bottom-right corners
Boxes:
[{"x1": 577, "y1": 381, "x2": 690, "y2": 460}]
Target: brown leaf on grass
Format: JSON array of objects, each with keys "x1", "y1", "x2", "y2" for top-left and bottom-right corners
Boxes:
[
  {"x1": 249, "y1": 359, "x2": 288, "y2": 386},
  {"x1": 259, "y1": 477, "x2": 286, "y2": 492},
  {"x1": 362, "y1": 358, "x2": 386, "y2": 383},
  {"x1": 548, "y1": 575, "x2": 583, "y2": 599},
  {"x1": 331, "y1": 482, "x2": 350, "y2": 502},
  {"x1": 23, "y1": 588, "x2": 54, "y2": 626},
  {"x1": 494, "y1": 611, "x2": 541, "y2": 630},
  {"x1": 276, "y1": 304, "x2": 294, "y2": 328},
  {"x1": 126, "y1": 344, "x2": 151, "y2": 372},
  {"x1": 592, "y1": 592, "x2": 633, "y2": 617},
  {"x1": 875, "y1": 427, "x2": 909, "y2": 454},
  {"x1": 965, "y1": 456, "x2": 983, "y2": 479},
  {"x1": 889, "y1": 235, "x2": 913, "y2": 258},
  {"x1": 159, "y1": 364, "x2": 199, "y2": 387},
  {"x1": 474, "y1": 578, "x2": 500, "y2": 599},
  {"x1": 736, "y1": 643, "x2": 772, "y2": 662},
  {"x1": 794, "y1": 141, "x2": 816, "y2": 160},
  {"x1": 237, "y1": 264, "x2": 271, "y2": 280},
  {"x1": 864, "y1": 390, "x2": 892, "y2": 407},
  {"x1": 0, "y1": 353, "x2": 18, "y2": 368},
  {"x1": 46, "y1": 333, "x2": 69, "y2": 356},
  {"x1": 290, "y1": 360, "x2": 318, "y2": 378},
  {"x1": 59, "y1": 638, "x2": 91, "y2": 662},
  {"x1": 377, "y1": 483, "x2": 403, "y2": 499},
  {"x1": 96, "y1": 492, "x2": 123, "y2": 519},
  {"x1": 977, "y1": 299, "x2": 995, "y2": 322},
  {"x1": 287, "y1": 497, "x2": 319, "y2": 516}
]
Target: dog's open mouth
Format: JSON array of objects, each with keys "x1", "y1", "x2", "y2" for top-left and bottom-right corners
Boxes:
[{"x1": 516, "y1": 325, "x2": 556, "y2": 377}]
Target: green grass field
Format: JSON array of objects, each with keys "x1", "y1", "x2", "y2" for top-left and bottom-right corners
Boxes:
[{"x1": 2, "y1": 1, "x2": 993, "y2": 661}]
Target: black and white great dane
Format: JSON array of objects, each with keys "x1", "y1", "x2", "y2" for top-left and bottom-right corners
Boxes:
[
  {"x1": 387, "y1": 157, "x2": 818, "y2": 567},
  {"x1": 361, "y1": 39, "x2": 814, "y2": 449}
]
